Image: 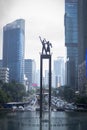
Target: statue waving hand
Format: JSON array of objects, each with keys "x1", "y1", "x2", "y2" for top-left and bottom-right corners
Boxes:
[{"x1": 39, "y1": 36, "x2": 52, "y2": 55}]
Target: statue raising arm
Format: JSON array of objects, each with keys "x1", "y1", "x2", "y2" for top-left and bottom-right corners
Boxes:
[{"x1": 39, "y1": 36, "x2": 46, "y2": 54}]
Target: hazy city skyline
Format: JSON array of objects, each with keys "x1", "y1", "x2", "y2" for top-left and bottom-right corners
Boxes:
[{"x1": 0, "y1": 0, "x2": 65, "y2": 69}]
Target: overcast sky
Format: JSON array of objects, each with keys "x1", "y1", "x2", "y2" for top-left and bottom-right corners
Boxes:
[{"x1": 0, "y1": 0, "x2": 65, "y2": 68}]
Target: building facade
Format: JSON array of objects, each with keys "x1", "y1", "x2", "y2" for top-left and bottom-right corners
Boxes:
[
  {"x1": 24, "y1": 59, "x2": 36, "y2": 87},
  {"x1": 0, "y1": 60, "x2": 3, "y2": 68},
  {"x1": 78, "y1": 61, "x2": 87, "y2": 94},
  {"x1": 35, "y1": 69, "x2": 40, "y2": 87},
  {"x1": 65, "y1": 0, "x2": 78, "y2": 90},
  {"x1": 78, "y1": 0, "x2": 87, "y2": 94},
  {"x1": 78, "y1": 0, "x2": 87, "y2": 65},
  {"x1": 3, "y1": 19, "x2": 25, "y2": 84},
  {"x1": 0, "y1": 67, "x2": 9, "y2": 83},
  {"x1": 54, "y1": 57, "x2": 65, "y2": 87}
]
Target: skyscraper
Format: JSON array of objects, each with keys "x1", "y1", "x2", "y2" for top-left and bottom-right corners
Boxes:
[
  {"x1": 78, "y1": 0, "x2": 87, "y2": 93},
  {"x1": 65, "y1": 0, "x2": 78, "y2": 90},
  {"x1": 0, "y1": 60, "x2": 3, "y2": 68},
  {"x1": 0, "y1": 67, "x2": 9, "y2": 83},
  {"x1": 24, "y1": 59, "x2": 36, "y2": 87},
  {"x1": 3, "y1": 19, "x2": 25, "y2": 84},
  {"x1": 78, "y1": 0, "x2": 87, "y2": 64},
  {"x1": 54, "y1": 57, "x2": 65, "y2": 87}
]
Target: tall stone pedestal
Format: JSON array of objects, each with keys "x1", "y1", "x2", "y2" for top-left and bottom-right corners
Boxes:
[{"x1": 40, "y1": 54, "x2": 52, "y2": 119}]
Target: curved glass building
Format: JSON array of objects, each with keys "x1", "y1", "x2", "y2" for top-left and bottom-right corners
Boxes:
[{"x1": 3, "y1": 19, "x2": 25, "y2": 84}]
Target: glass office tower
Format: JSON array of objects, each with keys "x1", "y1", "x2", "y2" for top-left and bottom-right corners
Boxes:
[
  {"x1": 78, "y1": 0, "x2": 87, "y2": 93},
  {"x1": 78, "y1": 0, "x2": 87, "y2": 64},
  {"x1": 3, "y1": 19, "x2": 25, "y2": 84},
  {"x1": 24, "y1": 59, "x2": 36, "y2": 86},
  {"x1": 65, "y1": 0, "x2": 78, "y2": 90}
]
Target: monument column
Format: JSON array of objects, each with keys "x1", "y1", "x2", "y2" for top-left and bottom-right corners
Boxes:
[{"x1": 39, "y1": 36, "x2": 52, "y2": 119}]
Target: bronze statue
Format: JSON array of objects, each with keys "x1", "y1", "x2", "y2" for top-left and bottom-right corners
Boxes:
[
  {"x1": 46, "y1": 41, "x2": 52, "y2": 54},
  {"x1": 39, "y1": 36, "x2": 46, "y2": 54},
  {"x1": 39, "y1": 36, "x2": 52, "y2": 55}
]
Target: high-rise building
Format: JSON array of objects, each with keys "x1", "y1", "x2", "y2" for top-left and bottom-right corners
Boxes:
[
  {"x1": 65, "y1": 0, "x2": 78, "y2": 90},
  {"x1": 78, "y1": 0, "x2": 87, "y2": 93},
  {"x1": 54, "y1": 57, "x2": 65, "y2": 87},
  {"x1": 0, "y1": 67, "x2": 9, "y2": 83},
  {"x1": 24, "y1": 59, "x2": 36, "y2": 87},
  {"x1": 0, "y1": 60, "x2": 3, "y2": 68},
  {"x1": 78, "y1": 0, "x2": 87, "y2": 64},
  {"x1": 3, "y1": 19, "x2": 25, "y2": 84},
  {"x1": 44, "y1": 70, "x2": 49, "y2": 88},
  {"x1": 36, "y1": 69, "x2": 40, "y2": 87}
]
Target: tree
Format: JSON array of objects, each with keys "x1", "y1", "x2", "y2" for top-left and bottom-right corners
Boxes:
[
  {"x1": 2, "y1": 82, "x2": 26, "y2": 102},
  {"x1": 75, "y1": 95, "x2": 87, "y2": 104},
  {"x1": 0, "y1": 80, "x2": 4, "y2": 88},
  {"x1": 63, "y1": 86, "x2": 75, "y2": 102},
  {"x1": 0, "y1": 89, "x2": 9, "y2": 104}
]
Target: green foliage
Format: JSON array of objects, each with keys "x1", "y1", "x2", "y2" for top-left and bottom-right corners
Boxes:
[
  {"x1": 0, "y1": 80, "x2": 4, "y2": 88},
  {"x1": 52, "y1": 87, "x2": 60, "y2": 97},
  {"x1": 0, "y1": 81, "x2": 26, "y2": 104},
  {"x1": 63, "y1": 86, "x2": 75, "y2": 102},
  {"x1": 0, "y1": 89, "x2": 8, "y2": 103},
  {"x1": 75, "y1": 95, "x2": 87, "y2": 104},
  {"x1": 52, "y1": 85, "x2": 75, "y2": 102}
]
